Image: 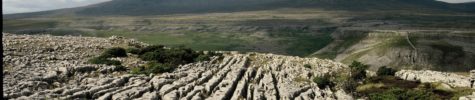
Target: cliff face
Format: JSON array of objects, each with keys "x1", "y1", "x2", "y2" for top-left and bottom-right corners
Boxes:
[
  {"x1": 314, "y1": 30, "x2": 475, "y2": 72},
  {"x1": 2, "y1": 33, "x2": 351, "y2": 99}
]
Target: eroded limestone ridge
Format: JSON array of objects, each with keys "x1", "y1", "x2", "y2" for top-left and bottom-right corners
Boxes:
[
  {"x1": 396, "y1": 70, "x2": 472, "y2": 88},
  {"x1": 395, "y1": 70, "x2": 475, "y2": 100},
  {"x1": 2, "y1": 33, "x2": 352, "y2": 100}
]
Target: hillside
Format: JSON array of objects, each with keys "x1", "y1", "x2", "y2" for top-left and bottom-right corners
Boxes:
[
  {"x1": 312, "y1": 30, "x2": 475, "y2": 72},
  {"x1": 3, "y1": 0, "x2": 475, "y2": 72},
  {"x1": 3, "y1": 0, "x2": 475, "y2": 18}
]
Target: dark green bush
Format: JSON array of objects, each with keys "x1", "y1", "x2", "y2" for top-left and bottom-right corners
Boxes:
[
  {"x1": 163, "y1": 47, "x2": 199, "y2": 64},
  {"x1": 304, "y1": 64, "x2": 312, "y2": 69},
  {"x1": 146, "y1": 62, "x2": 175, "y2": 73},
  {"x1": 126, "y1": 47, "x2": 141, "y2": 54},
  {"x1": 368, "y1": 88, "x2": 438, "y2": 100},
  {"x1": 313, "y1": 74, "x2": 335, "y2": 89},
  {"x1": 102, "y1": 47, "x2": 127, "y2": 58},
  {"x1": 138, "y1": 45, "x2": 164, "y2": 55},
  {"x1": 88, "y1": 57, "x2": 122, "y2": 65},
  {"x1": 195, "y1": 54, "x2": 211, "y2": 62},
  {"x1": 343, "y1": 79, "x2": 359, "y2": 93},
  {"x1": 137, "y1": 46, "x2": 204, "y2": 65},
  {"x1": 115, "y1": 65, "x2": 128, "y2": 71},
  {"x1": 377, "y1": 66, "x2": 397, "y2": 76},
  {"x1": 139, "y1": 51, "x2": 164, "y2": 61},
  {"x1": 130, "y1": 45, "x2": 222, "y2": 74},
  {"x1": 349, "y1": 61, "x2": 369, "y2": 81}
]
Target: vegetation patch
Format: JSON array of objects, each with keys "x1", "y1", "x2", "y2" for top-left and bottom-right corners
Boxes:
[
  {"x1": 312, "y1": 33, "x2": 367, "y2": 60},
  {"x1": 353, "y1": 63, "x2": 475, "y2": 100},
  {"x1": 430, "y1": 42, "x2": 465, "y2": 59},
  {"x1": 88, "y1": 47, "x2": 127, "y2": 65},
  {"x1": 349, "y1": 61, "x2": 369, "y2": 81},
  {"x1": 101, "y1": 47, "x2": 128, "y2": 58},
  {"x1": 88, "y1": 57, "x2": 122, "y2": 66},
  {"x1": 129, "y1": 45, "x2": 222, "y2": 74},
  {"x1": 88, "y1": 45, "x2": 221, "y2": 74},
  {"x1": 304, "y1": 64, "x2": 312, "y2": 69},
  {"x1": 376, "y1": 66, "x2": 397, "y2": 76},
  {"x1": 313, "y1": 74, "x2": 335, "y2": 89}
]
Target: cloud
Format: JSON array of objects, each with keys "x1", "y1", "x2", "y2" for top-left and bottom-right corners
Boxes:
[
  {"x1": 2, "y1": 0, "x2": 110, "y2": 14},
  {"x1": 438, "y1": 0, "x2": 475, "y2": 3}
]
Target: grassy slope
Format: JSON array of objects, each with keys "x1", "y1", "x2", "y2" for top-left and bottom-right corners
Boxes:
[{"x1": 3, "y1": 0, "x2": 475, "y2": 59}]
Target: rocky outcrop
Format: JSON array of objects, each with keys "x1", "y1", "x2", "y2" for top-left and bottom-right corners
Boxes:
[
  {"x1": 3, "y1": 33, "x2": 351, "y2": 99},
  {"x1": 395, "y1": 70, "x2": 471, "y2": 88}
]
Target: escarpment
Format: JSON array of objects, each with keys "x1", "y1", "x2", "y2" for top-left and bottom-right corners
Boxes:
[
  {"x1": 314, "y1": 29, "x2": 475, "y2": 71},
  {"x1": 2, "y1": 33, "x2": 352, "y2": 100}
]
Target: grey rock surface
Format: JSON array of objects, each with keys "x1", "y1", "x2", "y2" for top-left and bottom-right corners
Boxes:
[
  {"x1": 395, "y1": 70, "x2": 471, "y2": 88},
  {"x1": 3, "y1": 33, "x2": 351, "y2": 99}
]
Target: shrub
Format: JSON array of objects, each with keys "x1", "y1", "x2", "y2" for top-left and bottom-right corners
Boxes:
[
  {"x1": 102, "y1": 47, "x2": 127, "y2": 58},
  {"x1": 130, "y1": 62, "x2": 176, "y2": 75},
  {"x1": 313, "y1": 74, "x2": 335, "y2": 89},
  {"x1": 88, "y1": 57, "x2": 122, "y2": 65},
  {"x1": 138, "y1": 45, "x2": 164, "y2": 55},
  {"x1": 377, "y1": 66, "x2": 397, "y2": 76},
  {"x1": 163, "y1": 47, "x2": 199, "y2": 64},
  {"x1": 195, "y1": 54, "x2": 211, "y2": 62},
  {"x1": 131, "y1": 45, "x2": 221, "y2": 74},
  {"x1": 126, "y1": 47, "x2": 141, "y2": 54},
  {"x1": 343, "y1": 79, "x2": 359, "y2": 93},
  {"x1": 146, "y1": 62, "x2": 175, "y2": 73},
  {"x1": 115, "y1": 65, "x2": 127, "y2": 71},
  {"x1": 368, "y1": 88, "x2": 438, "y2": 100},
  {"x1": 304, "y1": 64, "x2": 312, "y2": 69},
  {"x1": 349, "y1": 61, "x2": 369, "y2": 81},
  {"x1": 139, "y1": 51, "x2": 164, "y2": 61}
]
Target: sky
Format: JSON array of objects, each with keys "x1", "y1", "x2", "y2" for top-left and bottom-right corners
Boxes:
[
  {"x1": 2, "y1": 0, "x2": 111, "y2": 14},
  {"x1": 2, "y1": 0, "x2": 475, "y2": 14}
]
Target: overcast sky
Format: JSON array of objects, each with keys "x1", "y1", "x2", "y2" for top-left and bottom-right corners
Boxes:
[
  {"x1": 2, "y1": 0, "x2": 475, "y2": 14},
  {"x1": 2, "y1": 0, "x2": 111, "y2": 14}
]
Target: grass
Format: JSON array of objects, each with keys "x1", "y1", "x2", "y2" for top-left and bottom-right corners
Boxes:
[
  {"x1": 311, "y1": 33, "x2": 366, "y2": 59},
  {"x1": 84, "y1": 30, "x2": 251, "y2": 51},
  {"x1": 312, "y1": 52, "x2": 338, "y2": 60},
  {"x1": 4, "y1": 7, "x2": 475, "y2": 59},
  {"x1": 428, "y1": 41, "x2": 468, "y2": 71},
  {"x1": 357, "y1": 76, "x2": 475, "y2": 99},
  {"x1": 80, "y1": 28, "x2": 335, "y2": 57},
  {"x1": 450, "y1": 87, "x2": 475, "y2": 100},
  {"x1": 282, "y1": 32, "x2": 333, "y2": 56},
  {"x1": 356, "y1": 83, "x2": 385, "y2": 92},
  {"x1": 341, "y1": 49, "x2": 371, "y2": 64},
  {"x1": 430, "y1": 42, "x2": 465, "y2": 58},
  {"x1": 3, "y1": 19, "x2": 57, "y2": 32}
]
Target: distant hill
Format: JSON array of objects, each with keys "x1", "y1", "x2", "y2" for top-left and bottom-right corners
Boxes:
[
  {"x1": 4, "y1": 0, "x2": 475, "y2": 19},
  {"x1": 3, "y1": 0, "x2": 475, "y2": 72}
]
